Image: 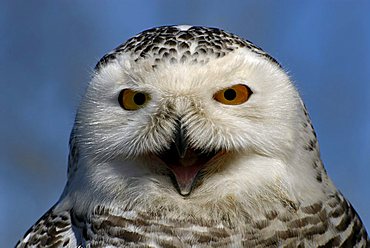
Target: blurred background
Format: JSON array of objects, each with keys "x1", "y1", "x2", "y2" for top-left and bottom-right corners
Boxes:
[{"x1": 1, "y1": 0, "x2": 369, "y2": 246}]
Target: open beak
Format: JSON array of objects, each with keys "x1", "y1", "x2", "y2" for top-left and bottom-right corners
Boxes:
[{"x1": 157, "y1": 119, "x2": 219, "y2": 196}]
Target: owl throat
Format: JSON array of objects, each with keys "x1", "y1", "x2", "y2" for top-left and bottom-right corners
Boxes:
[{"x1": 157, "y1": 119, "x2": 222, "y2": 196}]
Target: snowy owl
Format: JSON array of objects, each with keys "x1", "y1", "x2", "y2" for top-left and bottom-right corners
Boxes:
[{"x1": 17, "y1": 25, "x2": 369, "y2": 247}]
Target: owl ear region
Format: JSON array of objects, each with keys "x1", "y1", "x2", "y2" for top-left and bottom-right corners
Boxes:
[
  {"x1": 118, "y1": 89, "x2": 150, "y2": 110},
  {"x1": 213, "y1": 84, "x2": 252, "y2": 105}
]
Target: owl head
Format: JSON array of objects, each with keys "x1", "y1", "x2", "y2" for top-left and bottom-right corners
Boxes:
[{"x1": 69, "y1": 26, "x2": 320, "y2": 210}]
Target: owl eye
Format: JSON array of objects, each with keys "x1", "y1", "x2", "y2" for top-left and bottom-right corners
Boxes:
[
  {"x1": 213, "y1": 84, "x2": 252, "y2": 105},
  {"x1": 118, "y1": 89, "x2": 150, "y2": 110}
]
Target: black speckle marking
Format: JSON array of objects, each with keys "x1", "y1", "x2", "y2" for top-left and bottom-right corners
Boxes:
[
  {"x1": 95, "y1": 26, "x2": 280, "y2": 70},
  {"x1": 312, "y1": 160, "x2": 319, "y2": 169},
  {"x1": 316, "y1": 171, "x2": 323, "y2": 182},
  {"x1": 304, "y1": 138, "x2": 317, "y2": 151}
]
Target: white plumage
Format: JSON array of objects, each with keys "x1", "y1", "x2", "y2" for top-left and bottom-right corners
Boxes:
[{"x1": 17, "y1": 25, "x2": 369, "y2": 247}]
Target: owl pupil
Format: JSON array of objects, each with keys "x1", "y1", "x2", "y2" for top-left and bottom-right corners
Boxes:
[
  {"x1": 134, "y1": 93, "x2": 146, "y2": 105},
  {"x1": 224, "y1": 89, "x2": 236, "y2": 101}
]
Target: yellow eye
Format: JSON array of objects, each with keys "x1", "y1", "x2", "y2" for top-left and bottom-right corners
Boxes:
[
  {"x1": 118, "y1": 89, "x2": 150, "y2": 110},
  {"x1": 213, "y1": 84, "x2": 252, "y2": 105}
]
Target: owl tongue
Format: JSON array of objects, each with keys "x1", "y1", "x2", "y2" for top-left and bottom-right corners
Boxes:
[{"x1": 167, "y1": 149, "x2": 208, "y2": 196}]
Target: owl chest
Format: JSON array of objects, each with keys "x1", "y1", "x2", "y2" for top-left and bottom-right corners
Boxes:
[
  {"x1": 77, "y1": 213, "x2": 307, "y2": 247},
  {"x1": 78, "y1": 210, "x2": 254, "y2": 247},
  {"x1": 75, "y1": 202, "x2": 341, "y2": 247}
]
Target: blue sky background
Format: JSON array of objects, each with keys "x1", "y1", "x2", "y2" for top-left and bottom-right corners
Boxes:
[{"x1": 1, "y1": 1, "x2": 369, "y2": 246}]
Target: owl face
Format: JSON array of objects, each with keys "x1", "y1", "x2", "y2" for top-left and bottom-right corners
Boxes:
[{"x1": 75, "y1": 26, "x2": 302, "y2": 199}]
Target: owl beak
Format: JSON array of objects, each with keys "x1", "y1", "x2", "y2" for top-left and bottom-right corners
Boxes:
[
  {"x1": 157, "y1": 120, "x2": 219, "y2": 196},
  {"x1": 160, "y1": 146, "x2": 219, "y2": 196},
  {"x1": 174, "y1": 119, "x2": 188, "y2": 159},
  {"x1": 171, "y1": 119, "x2": 195, "y2": 196}
]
